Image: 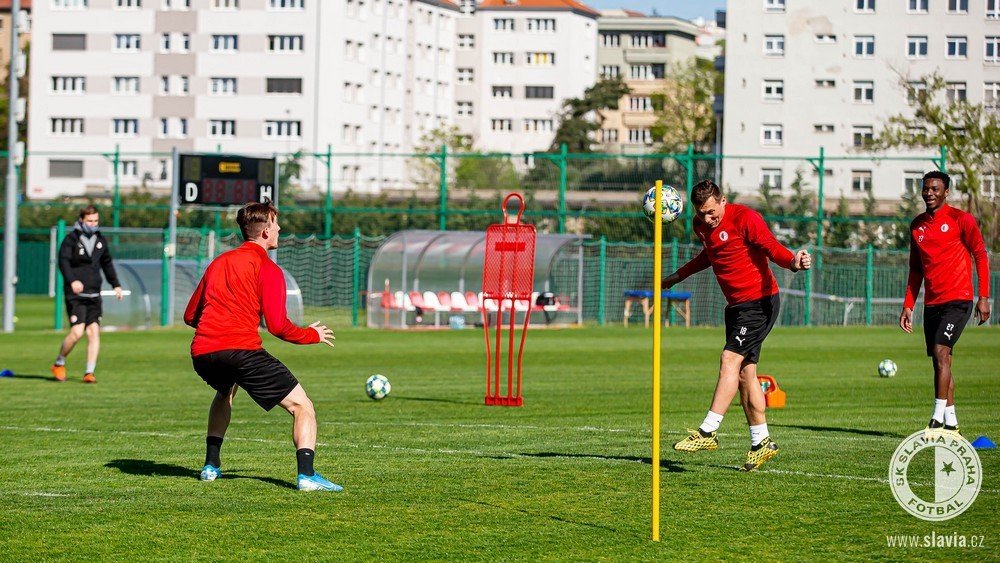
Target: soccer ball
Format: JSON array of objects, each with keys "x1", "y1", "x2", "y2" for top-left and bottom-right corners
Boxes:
[
  {"x1": 878, "y1": 359, "x2": 897, "y2": 378},
  {"x1": 365, "y1": 374, "x2": 391, "y2": 400},
  {"x1": 642, "y1": 185, "x2": 684, "y2": 223}
]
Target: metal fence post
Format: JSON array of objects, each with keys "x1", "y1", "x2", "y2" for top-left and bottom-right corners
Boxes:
[
  {"x1": 865, "y1": 244, "x2": 874, "y2": 325},
  {"x1": 438, "y1": 144, "x2": 448, "y2": 231},
  {"x1": 558, "y1": 143, "x2": 568, "y2": 234},
  {"x1": 684, "y1": 144, "x2": 694, "y2": 241},
  {"x1": 597, "y1": 236, "x2": 606, "y2": 325},
  {"x1": 113, "y1": 144, "x2": 121, "y2": 230},
  {"x1": 352, "y1": 227, "x2": 361, "y2": 327},
  {"x1": 160, "y1": 228, "x2": 170, "y2": 327},
  {"x1": 669, "y1": 237, "x2": 678, "y2": 325},
  {"x1": 938, "y1": 145, "x2": 948, "y2": 172},
  {"x1": 324, "y1": 144, "x2": 332, "y2": 239},
  {"x1": 54, "y1": 219, "x2": 66, "y2": 330}
]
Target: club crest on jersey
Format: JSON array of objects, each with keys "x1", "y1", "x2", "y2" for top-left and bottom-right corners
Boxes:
[
  {"x1": 719, "y1": 231, "x2": 729, "y2": 242},
  {"x1": 941, "y1": 223, "x2": 949, "y2": 233},
  {"x1": 97, "y1": 242, "x2": 103, "y2": 249}
]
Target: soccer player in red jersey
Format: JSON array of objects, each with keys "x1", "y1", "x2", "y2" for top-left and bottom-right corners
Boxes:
[
  {"x1": 662, "y1": 180, "x2": 811, "y2": 471},
  {"x1": 184, "y1": 200, "x2": 341, "y2": 491},
  {"x1": 900, "y1": 171, "x2": 990, "y2": 436}
]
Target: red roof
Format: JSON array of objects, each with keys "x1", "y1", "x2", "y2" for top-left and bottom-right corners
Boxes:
[
  {"x1": 0, "y1": 0, "x2": 31, "y2": 9},
  {"x1": 623, "y1": 9, "x2": 645, "y2": 17},
  {"x1": 477, "y1": 0, "x2": 599, "y2": 16}
]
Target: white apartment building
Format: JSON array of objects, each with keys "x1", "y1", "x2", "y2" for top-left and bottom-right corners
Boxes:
[
  {"x1": 455, "y1": 0, "x2": 598, "y2": 153},
  {"x1": 722, "y1": 0, "x2": 1000, "y2": 202},
  {"x1": 27, "y1": 0, "x2": 459, "y2": 199}
]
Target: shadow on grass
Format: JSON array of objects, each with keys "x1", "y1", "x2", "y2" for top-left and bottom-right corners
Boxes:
[
  {"x1": 105, "y1": 459, "x2": 296, "y2": 490},
  {"x1": 456, "y1": 497, "x2": 627, "y2": 535},
  {"x1": 390, "y1": 396, "x2": 482, "y2": 406},
  {"x1": 0, "y1": 373, "x2": 64, "y2": 382},
  {"x1": 770, "y1": 424, "x2": 903, "y2": 438},
  {"x1": 494, "y1": 451, "x2": 686, "y2": 472}
]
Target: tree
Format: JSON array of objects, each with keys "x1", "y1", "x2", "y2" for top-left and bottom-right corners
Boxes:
[
  {"x1": 650, "y1": 59, "x2": 716, "y2": 153},
  {"x1": 279, "y1": 150, "x2": 303, "y2": 201},
  {"x1": 0, "y1": 42, "x2": 30, "y2": 155},
  {"x1": 826, "y1": 195, "x2": 854, "y2": 249},
  {"x1": 871, "y1": 71, "x2": 1000, "y2": 248},
  {"x1": 550, "y1": 77, "x2": 631, "y2": 152},
  {"x1": 408, "y1": 126, "x2": 472, "y2": 190},
  {"x1": 891, "y1": 187, "x2": 922, "y2": 248},
  {"x1": 785, "y1": 169, "x2": 816, "y2": 247}
]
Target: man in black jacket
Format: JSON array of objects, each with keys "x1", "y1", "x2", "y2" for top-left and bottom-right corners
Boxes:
[{"x1": 51, "y1": 205, "x2": 123, "y2": 383}]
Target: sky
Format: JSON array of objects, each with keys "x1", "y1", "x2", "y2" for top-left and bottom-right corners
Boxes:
[{"x1": 584, "y1": 0, "x2": 726, "y2": 21}]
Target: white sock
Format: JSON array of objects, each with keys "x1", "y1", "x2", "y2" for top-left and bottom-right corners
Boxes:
[
  {"x1": 86, "y1": 362, "x2": 96, "y2": 374},
  {"x1": 699, "y1": 411, "x2": 724, "y2": 434},
  {"x1": 750, "y1": 423, "x2": 769, "y2": 447},
  {"x1": 55, "y1": 355, "x2": 66, "y2": 367},
  {"x1": 944, "y1": 405, "x2": 958, "y2": 427},
  {"x1": 932, "y1": 399, "x2": 947, "y2": 423}
]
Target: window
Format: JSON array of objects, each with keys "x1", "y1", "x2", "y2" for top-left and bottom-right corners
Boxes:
[
  {"x1": 814, "y1": 124, "x2": 834, "y2": 133},
  {"x1": 458, "y1": 34, "x2": 475, "y2": 49},
  {"x1": 180, "y1": 33, "x2": 191, "y2": 52},
  {"x1": 762, "y1": 79, "x2": 784, "y2": 101},
  {"x1": 523, "y1": 119, "x2": 553, "y2": 132},
  {"x1": 213, "y1": 0, "x2": 238, "y2": 8},
  {"x1": 456, "y1": 101, "x2": 473, "y2": 117},
  {"x1": 601, "y1": 129, "x2": 618, "y2": 142},
  {"x1": 761, "y1": 124, "x2": 783, "y2": 146},
  {"x1": 491, "y1": 119, "x2": 512, "y2": 131},
  {"x1": 763, "y1": 34, "x2": 785, "y2": 56},
  {"x1": 852, "y1": 170, "x2": 873, "y2": 192},
  {"x1": 815, "y1": 34, "x2": 836, "y2": 44},
  {"x1": 855, "y1": 0, "x2": 875, "y2": 12},
  {"x1": 600, "y1": 65, "x2": 620, "y2": 78},
  {"x1": 113, "y1": 76, "x2": 139, "y2": 94},
  {"x1": 527, "y1": 18, "x2": 555, "y2": 31},
  {"x1": 903, "y1": 171, "x2": 923, "y2": 195},
  {"x1": 907, "y1": 36, "x2": 928, "y2": 58},
  {"x1": 161, "y1": 33, "x2": 171, "y2": 52},
  {"x1": 525, "y1": 86, "x2": 554, "y2": 99},
  {"x1": 114, "y1": 34, "x2": 141, "y2": 52},
  {"x1": 946, "y1": 82, "x2": 967, "y2": 103},
  {"x1": 50, "y1": 160, "x2": 84, "y2": 178},
  {"x1": 209, "y1": 120, "x2": 236, "y2": 138},
  {"x1": 628, "y1": 128, "x2": 652, "y2": 144},
  {"x1": 267, "y1": 78, "x2": 302, "y2": 94},
  {"x1": 629, "y1": 96, "x2": 653, "y2": 111},
  {"x1": 53, "y1": 0, "x2": 89, "y2": 8},
  {"x1": 760, "y1": 169, "x2": 783, "y2": 190},
  {"x1": 112, "y1": 118, "x2": 138, "y2": 137},
  {"x1": 985, "y1": 82, "x2": 1000, "y2": 108},
  {"x1": 116, "y1": 0, "x2": 141, "y2": 8},
  {"x1": 212, "y1": 34, "x2": 239, "y2": 53},
  {"x1": 163, "y1": 0, "x2": 193, "y2": 9},
  {"x1": 52, "y1": 76, "x2": 86, "y2": 94},
  {"x1": 51, "y1": 118, "x2": 84, "y2": 136},
  {"x1": 853, "y1": 125, "x2": 874, "y2": 147},
  {"x1": 492, "y1": 85, "x2": 512, "y2": 98},
  {"x1": 630, "y1": 64, "x2": 665, "y2": 80},
  {"x1": 269, "y1": 0, "x2": 304, "y2": 8},
  {"x1": 907, "y1": 81, "x2": 927, "y2": 104},
  {"x1": 457, "y1": 68, "x2": 474, "y2": 84},
  {"x1": 601, "y1": 33, "x2": 620, "y2": 47},
  {"x1": 854, "y1": 35, "x2": 874, "y2": 57},
  {"x1": 907, "y1": 0, "x2": 928, "y2": 12},
  {"x1": 987, "y1": 36, "x2": 1000, "y2": 63},
  {"x1": 815, "y1": 79, "x2": 836, "y2": 88},
  {"x1": 764, "y1": 0, "x2": 785, "y2": 12},
  {"x1": 853, "y1": 81, "x2": 874, "y2": 103},
  {"x1": 53, "y1": 34, "x2": 87, "y2": 50},
  {"x1": 946, "y1": 36, "x2": 967, "y2": 58},
  {"x1": 493, "y1": 18, "x2": 514, "y2": 31},
  {"x1": 264, "y1": 120, "x2": 301, "y2": 139},
  {"x1": 116, "y1": 160, "x2": 138, "y2": 179},
  {"x1": 210, "y1": 77, "x2": 237, "y2": 95},
  {"x1": 948, "y1": 0, "x2": 968, "y2": 12},
  {"x1": 493, "y1": 52, "x2": 513, "y2": 65},
  {"x1": 268, "y1": 35, "x2": 304, "y2": 52},
  {"x1": 526, "y1": 52, "x2": 555, "y2": 66},
  {"x1": 990, "y1": 0, "x2": 1000, "y2": 18}
]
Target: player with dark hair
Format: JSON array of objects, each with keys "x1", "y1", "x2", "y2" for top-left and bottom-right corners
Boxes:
[
  {"x1": 662, "y1": 180, "x2": 811, "y2": 471},
  {"x1": 184, "y1": 200, "x2": 341, "y2": 491},
  {"x1": 900, "y1": 170, "x2": 990, "y2": 436},
  {"x1": 51, "y1": 205, "x2": 123, "y2": 383}
]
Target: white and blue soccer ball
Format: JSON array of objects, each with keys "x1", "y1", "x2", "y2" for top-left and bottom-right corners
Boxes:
[
  {"x1": 365, "y1": 374, "x2": 391, "y2": 400},
  {"x1": 642, "y1": 185, "x2": 684, "y2": 223},
  {"x1": 878, "y1": 359, "x2": 897, "y2": 378}
]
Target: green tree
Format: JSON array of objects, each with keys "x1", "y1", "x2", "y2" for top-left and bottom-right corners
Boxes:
[
  {"x1": 785, "y1": 169, "x2": 816, "y2": 247},
  {"x1": 891, "y1": 186, "x2": 922, "y2": 248},
  {"x1": 871, "y1": 71, "x2": 1000, "y2": 248},
  {"x1": 550, "y1": 77, "x2": 631, "y2": 152},
  {"x1": 650, "y1": 59, "x2": 716, "y2": 153},
  {"x1": 826, "y1": 195, "x2": 854, "y2": 249},
  {"x1": 279, "y1": 150, "x2": 303, "y2": 201},
  {"x1": 408, "y1": 126, "x2": 472, "y2": 190},
  {"x1": 0, "y1": 42, "x2": 29, "y2": 155}
]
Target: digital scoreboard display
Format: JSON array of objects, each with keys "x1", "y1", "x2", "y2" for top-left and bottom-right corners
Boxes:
[{"x1": 177, "y1": 153, "x2": 277, "y2": 206}]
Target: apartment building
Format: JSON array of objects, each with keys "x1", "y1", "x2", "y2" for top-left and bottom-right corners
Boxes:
[
  {"x1": 595, "y1": 10, "x2": 697, "y2": 153},
  {"x1": 27, "y1": 0, "x2": 459, "y2": 199},
  {"x1": 0, "y1": 0, "x2": 31, "y2": 75},
  {"x1": 722, "y1": 0, "x2": 1000, "y2": 201}
]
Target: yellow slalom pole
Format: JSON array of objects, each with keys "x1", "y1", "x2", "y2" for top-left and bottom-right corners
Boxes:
[{"x1": 651, "y1": 179, "x2": 663, "y2": 542}]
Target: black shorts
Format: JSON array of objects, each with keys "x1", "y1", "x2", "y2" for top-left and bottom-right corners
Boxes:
[
  {"x1": 724, "y1": 294, "x2": 780, "y2": 364},
  {"x1": 65, "y1": 295, "x2": 102, "y2": 326},
  {"x1": 923, "y1": 300, "x2": 973, "y2": 356},
  {"x1": 192, "y1": 349, "x2": 300, "y2": 412}
]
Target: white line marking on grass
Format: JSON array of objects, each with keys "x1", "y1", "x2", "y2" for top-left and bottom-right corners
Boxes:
[{"x1": 22, "y1": 492, "x2": 71, "y2": 497}]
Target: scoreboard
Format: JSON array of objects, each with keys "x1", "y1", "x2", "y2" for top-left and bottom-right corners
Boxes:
[{"x1": 176, "y1": 153, "x2": 277, "y2": 206}]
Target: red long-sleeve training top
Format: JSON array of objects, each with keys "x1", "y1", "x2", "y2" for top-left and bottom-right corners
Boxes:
[
  {"x1": 904, "y1": 204, "x2": 991, "y2": 309},
  {"x1": 675, "y1": 203, "x2": 795, "y2": 306},
  {"x1": 184, "y1": 242, "x2": 319, "y2": 356}
]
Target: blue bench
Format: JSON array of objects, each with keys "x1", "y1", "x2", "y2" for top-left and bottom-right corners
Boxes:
[{"x1": 623, "y1": 290, "x2": 692, "y2": 327}]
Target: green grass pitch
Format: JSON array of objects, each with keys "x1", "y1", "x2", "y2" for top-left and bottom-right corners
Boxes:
[{"x1": 1, "y1": 297, "x2": 997, "y2": 560}]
